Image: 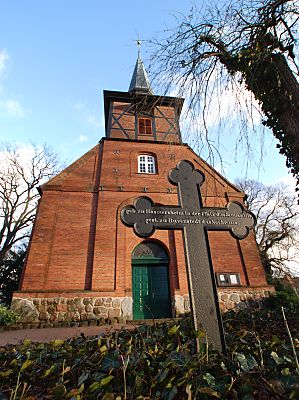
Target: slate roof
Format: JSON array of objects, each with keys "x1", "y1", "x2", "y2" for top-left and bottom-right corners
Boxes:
[{"x1": 128, "y1": 54, "x2": 153, "y2": 94}]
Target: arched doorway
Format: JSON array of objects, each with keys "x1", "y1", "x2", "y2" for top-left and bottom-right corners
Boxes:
[{"x1": 132, "y1": 241, "x2": 172, "y2": 320}]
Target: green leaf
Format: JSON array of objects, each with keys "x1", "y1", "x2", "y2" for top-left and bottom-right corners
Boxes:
[
  {"x1": 198, "y1": 387, "x2": 220, "y2": 398},
  {"x1": 220, "y1": 361, "x2": 227, "y2": 371},
  {"x1": 0, "y1": 369, "x2": 13, "y2": 377},
  {"x1": 78, "y1": 371, "x2": 89, "y2": 386},
  {"x1": 88, "y1": 376, "x2": 114, "y2": 392},
  {"x1": 43, "y1": 364, "x2": 56, "y2": 377},
  {"x1": 271, "y1": 351, "x2": 284, "y2": 365},
  {"x1": 169, "y1": 351, "x2": 186, "y2": 367},
  {"x1": 135, "y1": 375, "x2": 144, "y2": 395},
  {"x1": 235, "y1": 353, "x2": 257, "y2": 372},
  {"x1": 101, "y1": 375, "x2": 114, "y2": 386},
  {"x1": 271, "y1": 335, "x2": 282, "y2": 347},
  {"x1": 20, "y1": 359, "x2": 33, "y2": 372},
  {"x1": 100, "y1": 345, "x2": 108, "y2": 353},
  {"x1": 163, "y1": 385, "x2": 178, "y2": 400},
  {"x1": 195, "y1": 330, "x2": 206, "y2": 339},
  {"x1": 53, "y1": 384, "x2": 67, "y2": 400},
  {"x1": 203, "y1": 372, "x2": 216, "y2": 386},
  {"x1": 102, "y1": 393, "x2": 114, "y2": 400},
  {"x1": 51, "y1": 339, "x2": 64, "y2": 347},
  {"x1": 77, "y1": 383, "x2": 84, "y2": 394},
  {"x1": 281, "y1": 368, "x2": 290, "y2": 376},
  {"x1": 101, "y1": 357, "x2": 120, "y2": 370},
  {"x1": 22, "y1": 338, "x2": 31, "y2": 346},
  {"x1": 167, "y1": 325, "x2": 179, "y2": 335},
  {"x1": 156, "y1": 368, "x2": 169, "y2": 383},
  {"x1": 89, "y1": 381, "x2": 101, "y2": 392}
]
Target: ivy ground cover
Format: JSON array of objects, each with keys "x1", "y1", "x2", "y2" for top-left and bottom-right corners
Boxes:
[{"x1": 0, "y1": 305, "x2": 298, "y2": 399}]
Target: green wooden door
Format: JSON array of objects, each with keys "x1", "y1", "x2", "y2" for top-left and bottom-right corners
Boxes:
[
  {"x1": 132, "y1": 265, "x2": 150, "y2": 320},
  {"x1": 149, "y1": 264, "x2": 172, "y2": 318},
  {"x1": 132, "y1": 261, "x2": 171, "y2": 320}
]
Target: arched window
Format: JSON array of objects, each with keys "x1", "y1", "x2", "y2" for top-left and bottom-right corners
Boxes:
[
  {"x1": 132, "y1": 241, "x2": 169, "y2": 261},
  {"x1": 138, "y1": 154, "x2": 156, "y2": 174}
]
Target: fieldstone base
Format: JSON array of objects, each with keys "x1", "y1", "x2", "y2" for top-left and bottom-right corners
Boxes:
[
  {"x1": 174, "y1": 286, "x2": 275, "y2": 315},
  {"x1": 173, "y1": 295, "x2": 191, "y2": 316},
  {"x1": 10, "y1": 286, "x2": 275, "y2": 328},
  {"x1": 10, "y1": 297, "x2": 133, "y2": 328},
  {"x1": 218, "y1": 286, "x2": 275, "y2": 312}
]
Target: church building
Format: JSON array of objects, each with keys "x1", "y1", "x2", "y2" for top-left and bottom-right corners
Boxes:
[{"x1": 12, "y1": 56, "x2": 274, "y2": 326}]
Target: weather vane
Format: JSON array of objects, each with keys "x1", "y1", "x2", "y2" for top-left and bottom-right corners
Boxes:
[
  {"x1": 137, "y1": 40, "x2": 141, "y2": 53},
  {"x1": 134, "y1": 36, "x2": 142, "y2": 55}
]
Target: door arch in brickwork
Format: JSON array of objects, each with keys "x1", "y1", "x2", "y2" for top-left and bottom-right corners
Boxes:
[{"x1": 132, "y1": 241, "x2": 172, "y2": 320}]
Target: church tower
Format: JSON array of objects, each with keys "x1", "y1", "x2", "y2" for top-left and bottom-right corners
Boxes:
[
  {"x1": 12, "y1": 55, "x2": 274, "y2": 326},
  {"x1": 104, "y1": 53, "x2": 183, "y2": 144}
]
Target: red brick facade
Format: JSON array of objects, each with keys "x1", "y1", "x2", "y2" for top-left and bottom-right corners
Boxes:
[{"x1": 12, "y1": 89, "x2": 273, "y2": 324}]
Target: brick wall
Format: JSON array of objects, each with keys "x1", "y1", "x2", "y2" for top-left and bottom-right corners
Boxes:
[{"x1": 18, "y1": 138, "x2": 268, "y2": 305}]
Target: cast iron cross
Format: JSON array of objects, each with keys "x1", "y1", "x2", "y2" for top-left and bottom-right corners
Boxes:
[{"x1": 121, "y1": 160, "x2": 255, "y2": 353}]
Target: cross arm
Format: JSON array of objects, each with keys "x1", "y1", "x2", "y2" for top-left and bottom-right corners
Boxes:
[
  {"x1": 201, "y1": 202, "x2": 256, "y2": 239},
  {"x1": 121, "y1": 197, "x2": 256, "y2": 240},
  {"x1": 120, "y1": 196, "x2": 184, "y2": 238}
]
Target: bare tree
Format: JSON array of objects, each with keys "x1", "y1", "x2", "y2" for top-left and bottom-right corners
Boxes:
[
  {"x1": 0, "y1": 143, "x2": 60, "y2": 266},
  {"x1": 0, "y1": 245, "x2": 26, "y2": 305},
  {"x1": 150, "y1": 0, "x2": 299, "y2": 185},
  {"x1": 236, "y1": 178, "x2": 299, "y2": 277}
]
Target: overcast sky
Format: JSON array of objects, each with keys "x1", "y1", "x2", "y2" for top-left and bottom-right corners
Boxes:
[{"x1": 0, "y1": 0, "x2": 296, "y2": 189}]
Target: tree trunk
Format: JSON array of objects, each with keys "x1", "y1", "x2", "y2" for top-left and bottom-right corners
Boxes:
[
  {"x1": 273, "y1": 55, "x2": 299, "y2": 176},
  {"x1": 245, "y1": 53, "x2": 299, "y2": 184}
]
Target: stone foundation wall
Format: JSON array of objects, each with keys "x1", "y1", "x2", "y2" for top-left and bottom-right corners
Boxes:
[
  {"x1": 218, "y1": 286, "x2": 275, "y2": 312},
  {"x1": 173, "y1": 295, "x2": 191, "y2": 316},
  {"x1": 173, "y1": 286, "x2": 275, "y2": 315},
  {"x1": 10, "y1": 297, "x2": 133, "y2": 328},
  {"x1": 10, "y1": 286, "x2": 275, "y2": 329}
]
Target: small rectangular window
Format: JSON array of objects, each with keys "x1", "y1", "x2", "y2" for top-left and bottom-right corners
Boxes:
[
  {"x1": 216, "y1": 273, "x2": 241, "y2": 286},
  {"x1": 139, "y1": 118, "x2": 152, "y2": 135}
]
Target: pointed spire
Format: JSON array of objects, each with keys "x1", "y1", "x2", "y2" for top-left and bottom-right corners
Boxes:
[{"x1": 129, "y1": 50, "x2": 153, "y2": 95}]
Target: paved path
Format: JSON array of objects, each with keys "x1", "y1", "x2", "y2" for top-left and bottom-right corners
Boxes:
[{"x1": 0, "y1": 324, "x2": 131, "y2": 346}]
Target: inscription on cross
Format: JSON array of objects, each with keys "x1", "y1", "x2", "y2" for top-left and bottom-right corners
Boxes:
[{"x1": 121, "y1": 160, "x2": 256, "y2": 352}]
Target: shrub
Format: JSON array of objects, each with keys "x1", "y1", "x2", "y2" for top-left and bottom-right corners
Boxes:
[
  {"x1": 0, "y1": 305, "x2": 20, "y2": 326},
  {"x1": 266, "y1": 278, "x2": 299, "y2": 312}
]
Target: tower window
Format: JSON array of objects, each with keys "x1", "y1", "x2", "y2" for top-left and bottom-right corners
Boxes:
[
  {"x1": 138, "y1": 155, "x2": 156, "y2": 174},
  {"x1": 138, "y1": 118, "x2": 152, "y2": 135}
]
